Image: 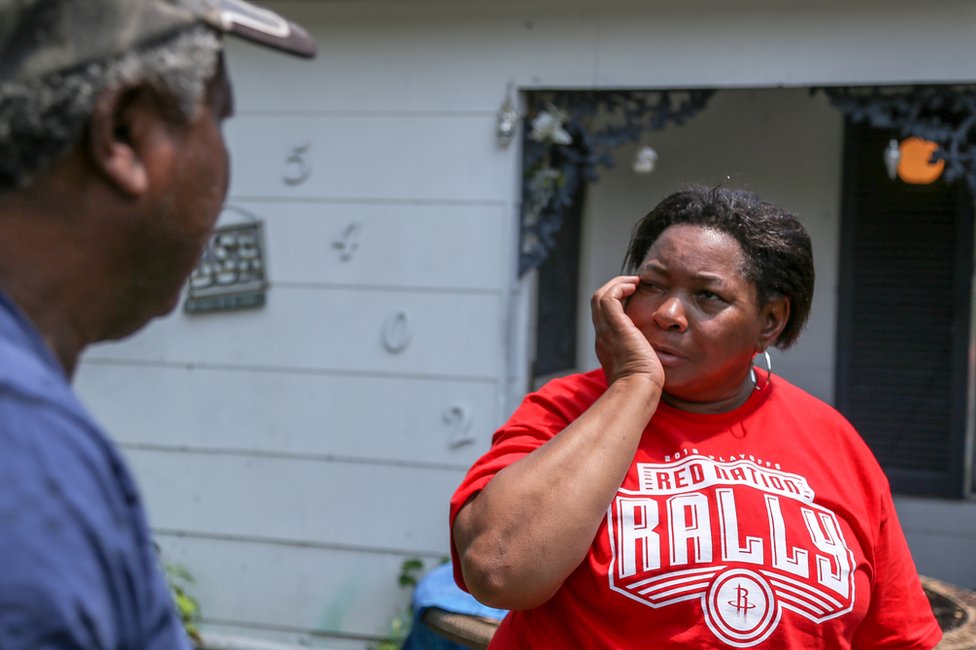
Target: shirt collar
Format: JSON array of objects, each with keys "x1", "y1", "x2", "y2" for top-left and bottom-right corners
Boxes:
[{"x1": 0, "y1": 290, "x2": 68, "y2": 380}]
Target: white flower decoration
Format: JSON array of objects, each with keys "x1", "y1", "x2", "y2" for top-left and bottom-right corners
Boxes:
[{"x1": 530, "y1": 105, "x2": 572, "y2": 145}]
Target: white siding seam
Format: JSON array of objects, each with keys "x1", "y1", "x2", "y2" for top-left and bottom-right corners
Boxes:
[
  {"x1": 269, "y1": 281, "x2": 503, "y2": 295},
  {"x1": 80, "y1": 358, "x2": 498, "y2": 383},
  {"x1": 196, "y1": 632, "x2": 316, "y2": 650},
  {"x1": 226, "y1": 195, "x2": 507, "y2": 207},
  {"x1": 198, "y1": 618, "x2": 382, "y2": 644},
  {"x1": 902, "y1": 527, "x2": 976, "y2": 540},
  {"x1": 120, "y1": 443, "x2": 472, "y2": 472},
  {"x1": 154, "y1": 528, "x2": 450, "y2": 558},
  {"x1": 238, "y1": 110, "x2": 496, "y2": 118}
]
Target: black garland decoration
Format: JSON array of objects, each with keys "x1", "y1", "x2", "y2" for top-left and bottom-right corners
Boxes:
[
  {"x1": 518, "y1": 85, "x2": 976, "y2": 276},
  {"x1": 816, "y1": 85, "x2": 976, "y2": 194},
  {"x1": 519, "y1": 89, "x2": 715, "y2": 276}
]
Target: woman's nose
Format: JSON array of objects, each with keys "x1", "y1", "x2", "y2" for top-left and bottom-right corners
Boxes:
[{"x1": 653, "y1": 296, "x2": 688, "y2": 331}]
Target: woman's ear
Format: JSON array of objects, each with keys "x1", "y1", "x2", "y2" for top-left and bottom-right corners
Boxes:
[
  {"x1": 86, "y1": 85, "x2": 153, "y2": 197},
  {"x1": 759, "y1": 296, "x2": 790, "y2": 350}
]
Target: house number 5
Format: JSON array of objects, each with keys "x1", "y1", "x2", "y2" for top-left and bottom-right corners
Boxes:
[{"x1": 283, "y1": 142, "x2": 312, "y2": 186}]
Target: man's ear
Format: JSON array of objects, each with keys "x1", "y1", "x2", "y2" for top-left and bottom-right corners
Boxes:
[
  {"x1": 87, "y1": 85, "x2": 154, "y2": 197},
  {"x1": 758, "y1": 296, "x2": 790, "y2": 350}
]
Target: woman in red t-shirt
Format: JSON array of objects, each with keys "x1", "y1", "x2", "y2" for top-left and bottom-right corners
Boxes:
[{"x1": 450, "y1": 186, "x2": 941, "y2": 649}]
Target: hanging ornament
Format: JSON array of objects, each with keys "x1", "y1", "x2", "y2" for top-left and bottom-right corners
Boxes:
[
  {"x1": 496, "y1": 83, "x2": 520, "y2": 147},
  {"x1": 883, "y1": 139, "x2": 901, "y2": 180},
  {"x1": 633, "y1": 146, "x2": 658, "y2": 174}
]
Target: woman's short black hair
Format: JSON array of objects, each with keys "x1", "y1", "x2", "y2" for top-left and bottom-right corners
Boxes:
[{"x1": 622, "y1": 185, "x2": 815, "y2": 349}]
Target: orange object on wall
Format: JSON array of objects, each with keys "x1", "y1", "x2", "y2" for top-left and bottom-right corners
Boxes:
[{"x1": 898, "y1": 137, "x2": 945, "y2": 184}]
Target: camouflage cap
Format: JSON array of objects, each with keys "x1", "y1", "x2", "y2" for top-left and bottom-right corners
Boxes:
[{"x1": 0, "y1": 0, "x2": 316, "y2": 82}]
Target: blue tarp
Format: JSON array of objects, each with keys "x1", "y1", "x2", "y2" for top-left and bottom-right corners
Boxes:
[{"x1": 401, "y1": 563, "x2": 508, "y2": 650}]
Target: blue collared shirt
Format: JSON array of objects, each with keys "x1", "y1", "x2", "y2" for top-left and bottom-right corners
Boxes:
[{"x1": 0, "y1": 292, "x2": 190, "y2": 649}]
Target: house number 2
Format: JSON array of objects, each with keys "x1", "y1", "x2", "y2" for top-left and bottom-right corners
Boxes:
[{"x1": 444, "y1": 404, "x2": 475, "y2": 448}]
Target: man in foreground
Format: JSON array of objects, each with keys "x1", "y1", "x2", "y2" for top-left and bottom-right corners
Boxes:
[{"x1": 0, "y1": 1, "x2": 315, "y2": 647}]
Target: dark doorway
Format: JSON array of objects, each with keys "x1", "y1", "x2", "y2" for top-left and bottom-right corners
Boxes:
[
  {"x1": 835, "y1": 121, "x2": 973, "y2": 498},
  {"x1": 532, "y1": 183, "x2": 585, "y2": 386}
]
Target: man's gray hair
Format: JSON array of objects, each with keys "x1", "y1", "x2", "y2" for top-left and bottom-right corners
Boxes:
[{"x1": 0, "y1": 26, "x2": 222, "y2": 194}]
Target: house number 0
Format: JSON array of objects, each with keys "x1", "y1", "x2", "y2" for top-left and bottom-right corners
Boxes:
[{"x1": 381, "y1": 311, "x2": 412, "y2": 354}]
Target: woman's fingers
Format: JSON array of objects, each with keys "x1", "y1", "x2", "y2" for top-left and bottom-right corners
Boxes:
[
  {"x1": 591, "y1": 276, "x2": 663, "y2": 385},
  {"x1": 591, "y1": 276, "x2": 637, "y2": 330}
]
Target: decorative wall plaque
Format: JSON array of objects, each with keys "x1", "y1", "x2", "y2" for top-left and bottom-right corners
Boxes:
[{"x1": 184, "y1": 207, "x2": 269, "y2": 314}]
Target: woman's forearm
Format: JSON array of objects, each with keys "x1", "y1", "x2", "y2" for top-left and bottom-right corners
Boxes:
[{"x1": 453, "y1": 374, "x2": 661, "y2": 610}]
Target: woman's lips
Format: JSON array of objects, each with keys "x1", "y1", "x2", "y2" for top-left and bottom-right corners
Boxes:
[{"x1": 652, "y1": 345, "x2": 685, "y2": 366}]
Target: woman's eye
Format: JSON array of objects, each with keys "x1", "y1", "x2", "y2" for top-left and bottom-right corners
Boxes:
[
  {"x1": 639, "y1": 281, "x2": 664, "y2": 292},
  {"x1": 698, "y1": 290, "x2": 723, "y2": 302}
]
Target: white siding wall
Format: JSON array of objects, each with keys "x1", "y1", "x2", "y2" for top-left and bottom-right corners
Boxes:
[
  {"x1": 77, "y1": 2, "x2": 528, "y2": 644},
  {"x1": 74, "y1": 0, "x2": 976, "y2": 646}
]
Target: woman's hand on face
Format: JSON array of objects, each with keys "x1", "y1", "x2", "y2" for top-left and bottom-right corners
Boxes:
[{"x1": 592, "y1": 275, "x2": 665, "y2": 388}]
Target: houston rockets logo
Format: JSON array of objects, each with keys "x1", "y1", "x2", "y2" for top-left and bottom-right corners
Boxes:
[{"x1": 607, "y1": 453, "x2": 855, "y2": 647}]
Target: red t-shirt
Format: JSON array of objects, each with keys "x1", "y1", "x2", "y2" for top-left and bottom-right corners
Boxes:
[{"x1": 450, "y1": 369, "x2": 942, "y2": 649}]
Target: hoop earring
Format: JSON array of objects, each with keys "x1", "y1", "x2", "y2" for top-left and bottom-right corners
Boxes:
[{"x1": 753, "y1": 349, "x2": 772, "y2": 391}]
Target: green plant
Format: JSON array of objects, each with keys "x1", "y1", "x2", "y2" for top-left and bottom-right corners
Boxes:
[
  {"x1": 369, "y1": 557, "x2": 429, "y2": 650},
  {"x1": 153, "y1": 542, "x2": 202, "y2": 644},
  {"x1": 398, "y1": 558, "x2": 425, "y2": 589},
  {"x1": 164, "y1": 561, "x2": 202, "y2": 643}
]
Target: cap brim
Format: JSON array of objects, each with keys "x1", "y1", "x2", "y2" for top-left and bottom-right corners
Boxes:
[{"x1": 206, "y1": 0, "x2": 317, "y2": 59}]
